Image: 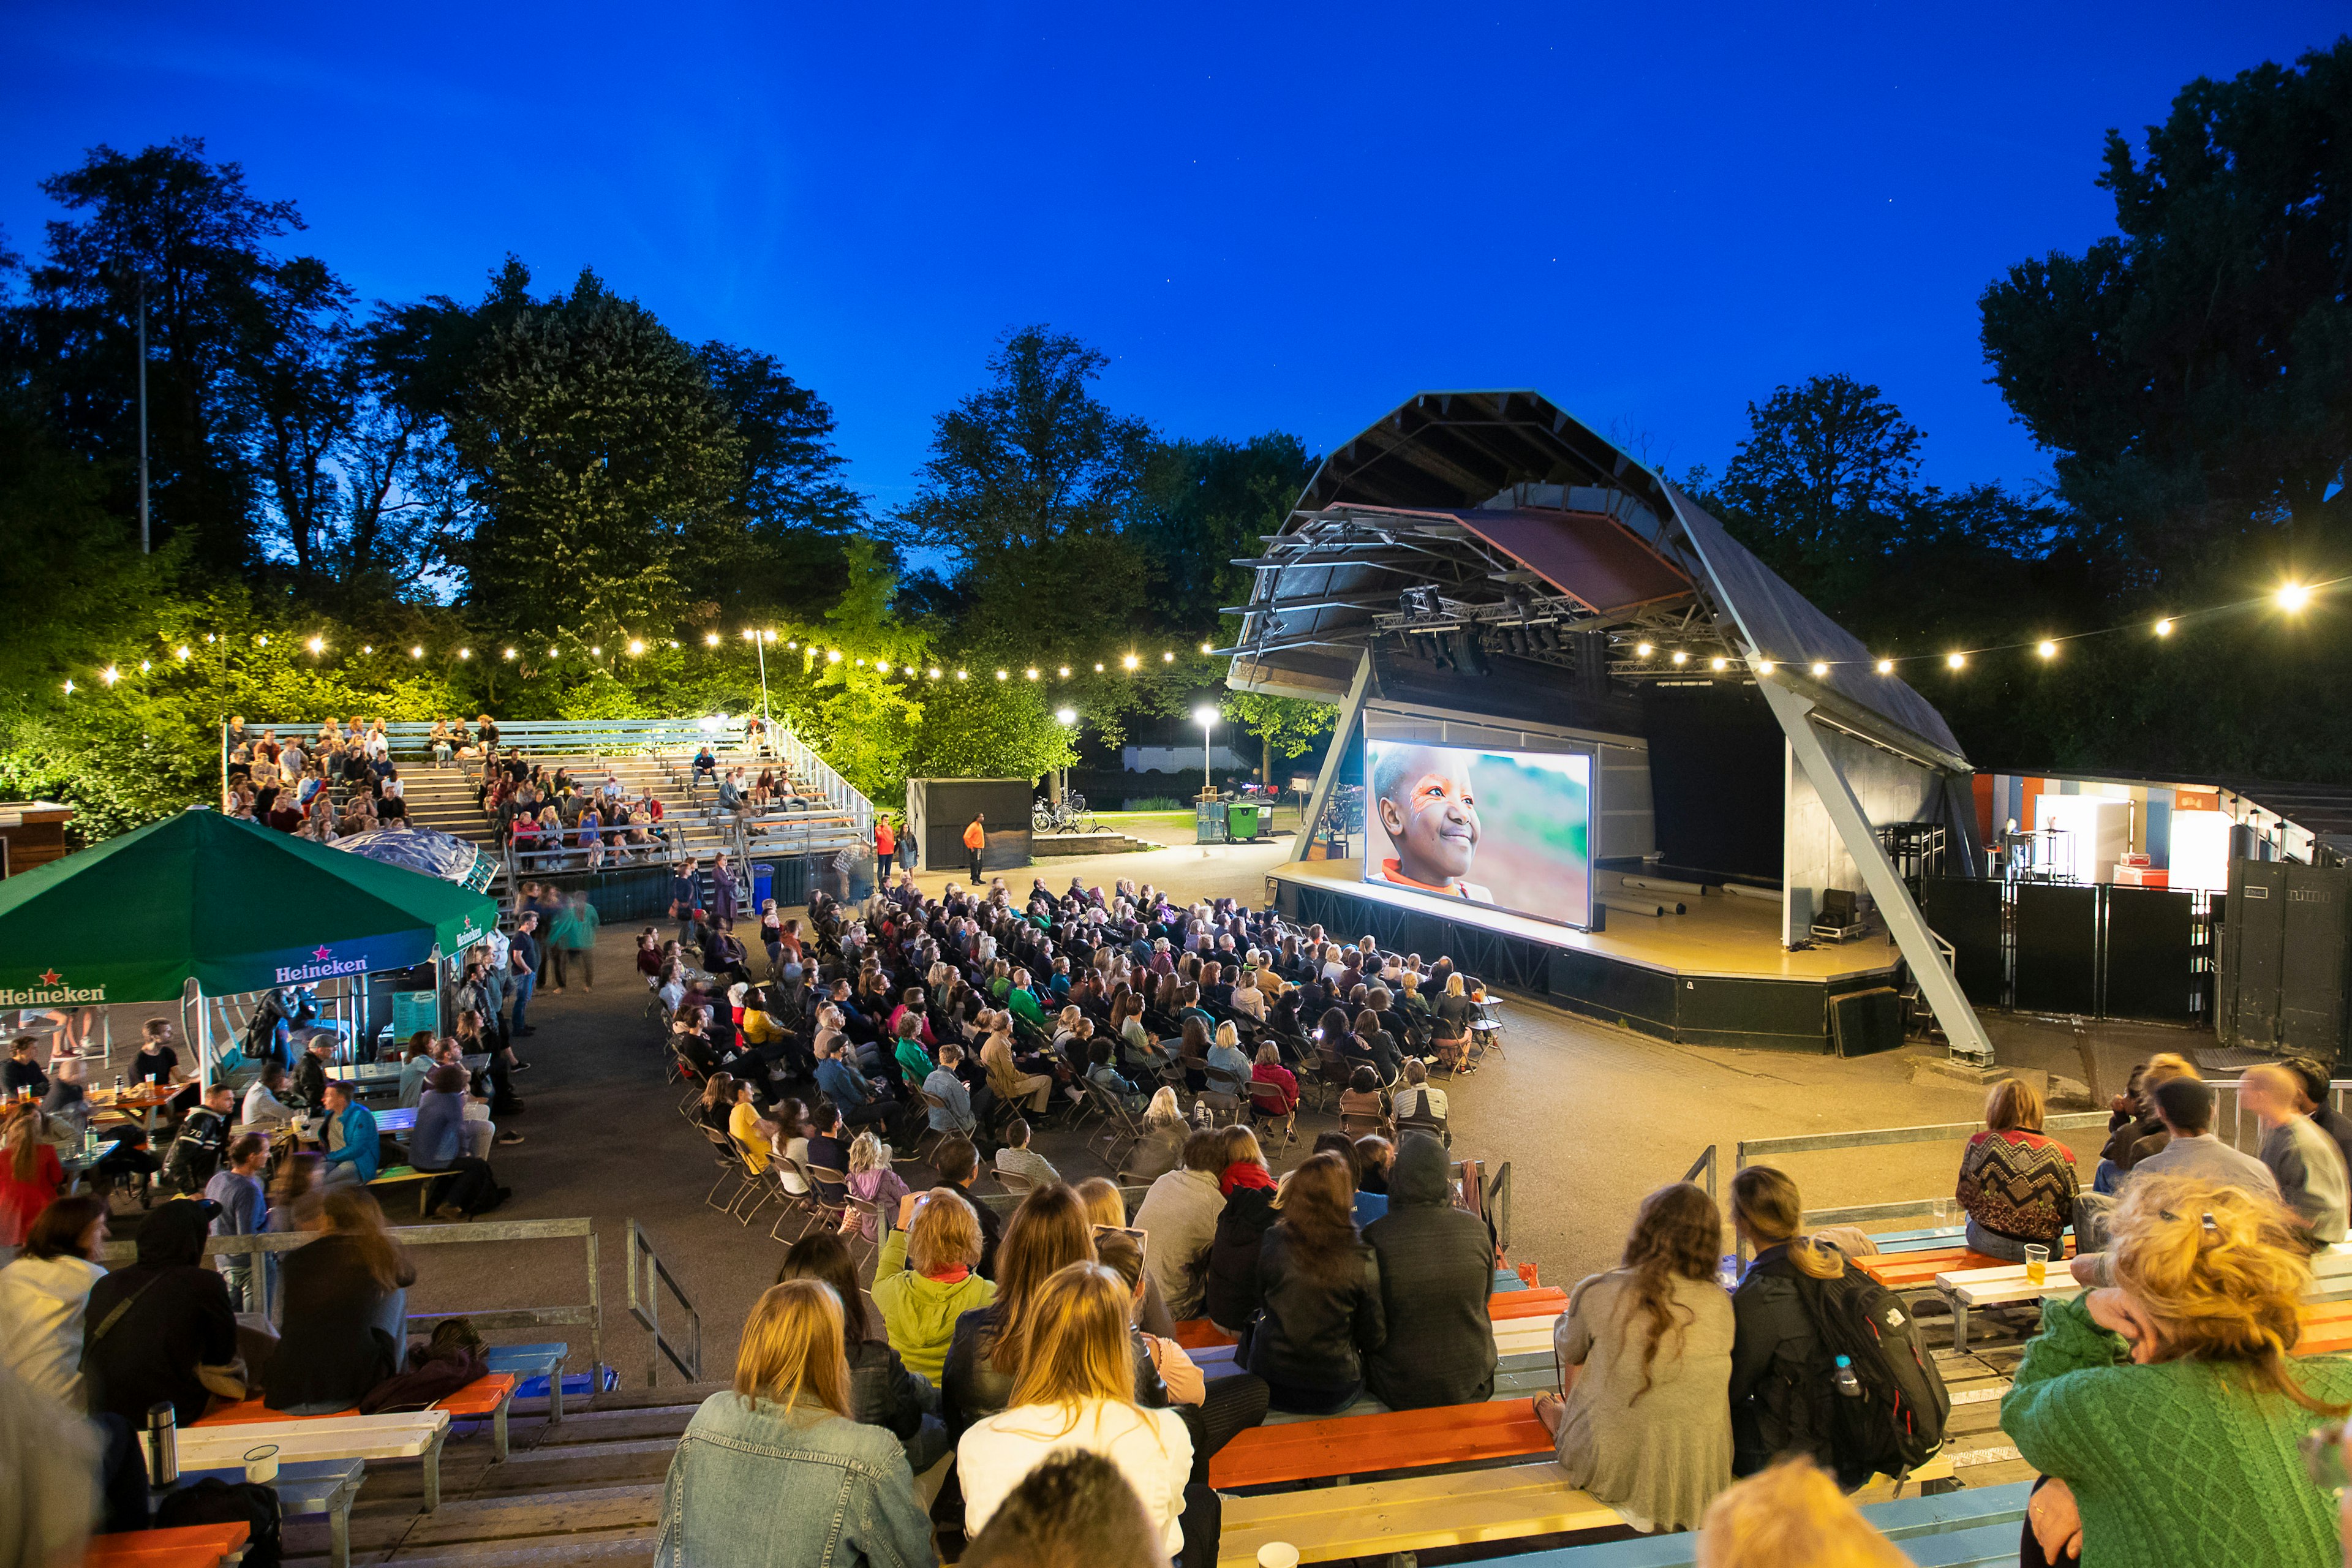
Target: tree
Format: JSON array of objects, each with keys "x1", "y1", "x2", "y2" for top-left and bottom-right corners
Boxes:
[
  {"x1": 1223, "y1": 691, "x2": 1335, "y2": 783},
  {"x1": 894, "y1": 325, "x2": 1152, "y2": 650},
  {"x1": 6, "y1": 137, "x2": 306, "y2": 576},
  {"x1": 1980, "y1": 38, "x2": 2352, "y2": 587},
  {"x1": 446, "y1": 268, "x2": 743, "y2": 644},
  {"x1": 903, "y1": 677, "x2": 1077, "y2": 788},
  {"x1": 1700, "y1": 374, "x2": 1924, "y2": 610},
  {"x1": 1131, "y1": 432, "x2": 1316, "y2": 634},
  {"x1": 692, "y1": 342, "x2": 867, "y2": 621}
]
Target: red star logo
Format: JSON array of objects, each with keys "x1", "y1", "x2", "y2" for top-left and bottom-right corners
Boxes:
[
  {"x1": 39, "y1": 970, "x2": 61, "y2": 984},
  {"x1": 312, "y1": 945, "x2": 333, "y2": 961}
]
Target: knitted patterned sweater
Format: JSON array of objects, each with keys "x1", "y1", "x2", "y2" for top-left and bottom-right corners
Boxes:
[
  {"x1": 1955, "y1": 1129, "x2": 2078, "y2": 1245},
  {"x1": 2001, "y1": 1294, "x2": 2352, "y2": 1568}
]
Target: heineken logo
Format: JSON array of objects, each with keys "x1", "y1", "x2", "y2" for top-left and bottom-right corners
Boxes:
[
  {"x1": 1, "y1": 969, "x2": 107, "y2": 1006},
  {"x1": 454, "y1": 918, "x2": 488, "y2": 948},
  {"x1": 274, "y1": 945, "x2": 371, "y2": 984}
]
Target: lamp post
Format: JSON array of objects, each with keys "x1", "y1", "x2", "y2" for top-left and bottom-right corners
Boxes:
[
  {"x1": 1193, "y1": 704, "x2": 1219, "y2": 799},
  {"x1": 1053, "y1": 707, "x2": 1077, "y2": 805},
  {"x1": 743, "y1": 628, "x2": 772, "y2": 728}
]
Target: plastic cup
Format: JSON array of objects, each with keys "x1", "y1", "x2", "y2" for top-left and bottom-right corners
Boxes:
[
  {"x1": 244, "y1": 1443, "x2": 280, "y2": 1483},
  {"x1": 1257, "y1": 1546, "x2": 1302, "y2": 1568},
  {"x1": 2024, "y1": 1244, "x2": 2049, "y2": 1286}
]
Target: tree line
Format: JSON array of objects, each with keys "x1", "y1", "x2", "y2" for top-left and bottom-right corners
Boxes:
[{"x1": 1, "y1": 39, "x2": 2345, "y2": 842}]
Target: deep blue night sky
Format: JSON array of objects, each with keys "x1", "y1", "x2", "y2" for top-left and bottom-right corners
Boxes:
[{"x1": 4, "y1": 2, "x2": 2343, "y2": 514}]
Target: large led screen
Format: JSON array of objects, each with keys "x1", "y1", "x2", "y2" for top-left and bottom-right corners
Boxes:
[{"x1": 1361, "y1": 740, "x2": 1593, "y2": 927}]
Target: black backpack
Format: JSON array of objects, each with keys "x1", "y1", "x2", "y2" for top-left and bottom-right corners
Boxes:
[
  {"x1": 154, "y1": 1477, "x2": 283, "y2": 1568},
  {"x1": 1784, "y1": 1259, "x2": 1950, "y2": 1490}
]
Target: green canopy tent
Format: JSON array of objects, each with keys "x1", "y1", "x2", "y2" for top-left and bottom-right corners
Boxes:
[{"x1": 0, "y1": 807, "x2": 498, "y2": 1087}]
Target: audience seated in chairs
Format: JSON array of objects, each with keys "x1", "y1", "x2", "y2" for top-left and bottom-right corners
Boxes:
[
  {"x1": 1390, "y1": 1057, "x2": 1448, "y2": 1134},
  {"x1": 656, "y1": 1278, "x2": 938, "y2": 1568},
  {"x1": 1536, "y1": 1181, "x2": 1733, "y2": 1532},
  {"x1": 946, "y1": 1183, "x2": 1106, "y2": 1433},
  {"x1": 871, "y1": 1184, "x2": 995, "y2": 1381},
  {"x1": 994, "y1": 1118, "x2": 1061, "y2": 1189},
  {"x1": 1338, "y1": 1065, "x2": 1389, "y2": 1137},
  {"x1": 842, "y1": 1130, "x2": 910, "y2": 1245},
  {"x1": 930, "y1": 1136, "x2": 1003, "y2": 1278}
]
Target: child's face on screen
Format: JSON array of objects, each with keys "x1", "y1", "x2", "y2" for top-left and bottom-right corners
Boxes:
[{"x1": 1380, "y1": 755, "x2": 1481, "y2": 882}]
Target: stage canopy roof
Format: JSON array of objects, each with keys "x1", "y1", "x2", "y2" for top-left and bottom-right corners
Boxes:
[
  {"x1": 0, "y1": 807, "x2": 497, "y2": 1008},
  {"x1": 1224, "y1": 390, "x2": 1968, "y2": 771}
]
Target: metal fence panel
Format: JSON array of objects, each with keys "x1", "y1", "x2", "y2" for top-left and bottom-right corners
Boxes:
[
  {"x1": 2013, "y1": 883, "x2": 2099, "y2": 1014},
  {"x1": 1918, "y1": 877, "x2": 2006, "y2": 1006},
  {"x1": 2104, "y1": 886, "x2": 2200, "y2": 1023}
]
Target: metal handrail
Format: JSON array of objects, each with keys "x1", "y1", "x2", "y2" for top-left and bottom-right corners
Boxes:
[
  {"x1": 1681, "y1": 1144, "x2": 1717, "y2": 1202},
  {"x1": 627, "y1": 1219, "x2": 703, "y2": 1386},
  {"x1": 145, "y1": 1216, "x2": 605, "y2": 1390}
]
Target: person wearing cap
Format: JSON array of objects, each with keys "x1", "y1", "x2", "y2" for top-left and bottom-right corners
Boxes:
[
  {"x1": 2070, "y1": 1074, "x2": 2278, "y2": 1286},
  {"x1": 81, "y1": 1197, "x2": 238, "y2": 1426}
]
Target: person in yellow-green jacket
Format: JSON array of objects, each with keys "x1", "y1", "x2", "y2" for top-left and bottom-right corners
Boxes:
[
  {"x1": 2000, "y1": 1174, "x2": 2352, "y2": 1567},
  {"x1": 871, "y1": 1185, "x2": 995, "y2": 1381}
]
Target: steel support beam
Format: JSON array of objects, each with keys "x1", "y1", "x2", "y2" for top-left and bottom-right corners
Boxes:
[
  {"x1": 1289, "y1": 649, "x2": 1374, "y2": 864},
  {"x1": 1759, "y1": 679, "x2": 1994, "y2": 1065}
]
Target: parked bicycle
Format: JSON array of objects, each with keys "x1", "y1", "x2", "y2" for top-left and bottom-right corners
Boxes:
[{"x1": 1032, "y1": 793, "x2": 1096, "y2": 835}]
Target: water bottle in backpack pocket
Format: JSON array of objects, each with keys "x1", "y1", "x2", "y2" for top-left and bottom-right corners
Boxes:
[{"x1": 1789, "y1": 1265, "x2": 1951, "y2": 1491}]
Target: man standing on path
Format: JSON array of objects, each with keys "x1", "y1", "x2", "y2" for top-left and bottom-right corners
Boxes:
[
  {"x1": 508, "y1": 912, "x2": 541, "y2": 1037},
  {"x1": 963, "y1": 812, "x2": 987, "y2": 884}
]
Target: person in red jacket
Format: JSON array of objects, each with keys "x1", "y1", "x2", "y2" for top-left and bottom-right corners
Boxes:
[
  {"x1": 875, "y1": 815, "x2": 897, "y2": 878},
  {"x1": 0, "y1": 1104, "x2": 66, "y2": 1250}
]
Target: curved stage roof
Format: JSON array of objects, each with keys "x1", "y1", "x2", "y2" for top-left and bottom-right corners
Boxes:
[{"x1": 1226, "y1": 390, "x2": 1968, "y2": 772}]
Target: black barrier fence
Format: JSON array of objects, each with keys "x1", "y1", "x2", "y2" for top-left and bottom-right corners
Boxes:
[{"x1": 1917, "y1": 876, "x2": 2213, "y2": 1023}]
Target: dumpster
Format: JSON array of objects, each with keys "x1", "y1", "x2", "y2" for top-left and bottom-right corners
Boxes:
[
  {"x1": 1194, "y1": 801, "x2": 1229, "y2": 845},
  {"x1": 751, "y1": 862, "x2": 776, "y2": 911},
  {"x1": 1226, "y1": 802, "x2": 1262, "y2": 842}
]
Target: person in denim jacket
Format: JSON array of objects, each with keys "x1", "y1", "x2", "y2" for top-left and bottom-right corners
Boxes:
[{"x1": 657, "y1": 1279, "x2": 938, "y2": 1568}]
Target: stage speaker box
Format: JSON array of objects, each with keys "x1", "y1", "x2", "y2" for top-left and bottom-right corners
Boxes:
[{"x1": 1828, "y1": 986, "x2": 1903, "y2": 1057}]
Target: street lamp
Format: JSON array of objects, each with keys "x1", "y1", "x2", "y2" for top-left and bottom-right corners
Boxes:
[
  {"x1": 1055, "y1": 707, "x2": 1077, "y2": 725},
  {"x1": 1192, "y1": 704, "x2": 1219, "y2": 796}
]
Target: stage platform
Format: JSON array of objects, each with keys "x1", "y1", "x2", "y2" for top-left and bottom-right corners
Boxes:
[{"x1": 1267, "y1": 859, "x2": 1904, "y2": 1054}]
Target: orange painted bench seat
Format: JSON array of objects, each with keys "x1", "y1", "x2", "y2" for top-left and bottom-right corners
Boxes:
[
  {"x1": 1851, "y1": 1242, "x2": 2075, "y2": 1294},
  {"x1": 83, "y1": 1523, "x2": 251, "y2": 1567},
  {"x1": 1208, "y1": 1396, "x2": 1550, "y2": 1489},
  {"x1": 195, "y1": 1371, "x2": 519, "y2": 1425}
]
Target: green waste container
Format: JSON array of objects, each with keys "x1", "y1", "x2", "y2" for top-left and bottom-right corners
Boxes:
[{"x1": 1226, "y1": 802, "x2": 1261, "y2": 842}]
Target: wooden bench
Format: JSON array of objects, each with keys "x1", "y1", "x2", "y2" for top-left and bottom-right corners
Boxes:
[
  {"x1": 186, "y1": 1371, "x2": 518, "y2": 1509},
  {"x1": 1180, "y1": 1289, "x2": 1563, "y2": 1356},
  {"x1": 83, "y1": 1523, "x2": 249, "y2": 1567},
  {"x1": 1216, "y1": 1452, "x2": 1959, "y2": 1567},
  {"x1": 367, "y1": 1163, "x2": 439, "y2": 1217},
  {"x1": 1491, "y1": 1479, "x2": 2032, "y2": 1566},
  {"x1": 161, "y1": 1457, "x2": 364, "y2": 1568},
  {"x1": 1934, "y1": 1241, "x2": 2352, "y2": 1351},
  {"x1": 1211, "y1": 1397, "x2": 1551, "y2": 1489},
  {"x1": 1260, "y1": 1351, "x2": 1560, "y2": 1427}
]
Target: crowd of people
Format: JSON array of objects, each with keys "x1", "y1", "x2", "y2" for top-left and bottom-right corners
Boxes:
[{"x1": 220, "y1": 712, "x2": 424, "y2": 839}]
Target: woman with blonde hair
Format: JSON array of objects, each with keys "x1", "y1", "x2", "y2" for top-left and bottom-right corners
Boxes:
[
  {"x1": 1431, "y1": 970, "x2": 1476, "y2": 1072},
  {"x1": 871, "y1": 1186, "x2": 993, "y2": 1381},
  {"x1": 1125, "y1": 1087, "x2": 1188, "y2": 1183},
  {"x1": 1694, "y1": 1457, "x2": 1909, "y2": 1568},
  {"x1": 1955, "y1": 1076, "x2": 2079, "y2": 1263},
  {"x1": 1726, "y1": 1166, "x2": 1848, "y2": 1476},
  {"x1": 657, "y1": 1279, "x2": 936, "y2": 1567},
  {"x1": 1536, "y1": 1182, "x2": 1733, "y2": 1531},
  {"x1": 2002, "y1": 1175, "x2": 2352, "y2": 1568},
  {"x1": 957, "y1": 1262, "x2": 1202, "y2": 1567}
]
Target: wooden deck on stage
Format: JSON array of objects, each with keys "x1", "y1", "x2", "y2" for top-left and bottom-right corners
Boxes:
[
  {"x1": 1269, "y1": 859, "x2": 1903, "y2": 1052},
  {"x1": 1270, "y1": 858, "x2": 1898, "y2": 983}
]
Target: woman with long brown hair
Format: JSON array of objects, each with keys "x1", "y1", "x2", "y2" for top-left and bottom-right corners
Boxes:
[
  {"x1": 943, "y1": 1183, "x2": 1109, "y2": 1430},
  {"x1": 1725, "y1": 1166, "x2": 1847, "y2": 1476},
  {"x1": 2003, "y1": 1175, "x2": 2352, "y2": 1568},
  {"x1": 957, "y1": 1262, "x2": 1200, "y2": 1566},
  {"x1": 269, "y1": 1188, "x2": 420, "y2": 1413},
  {"x1": 657, "y1": 1278, "x2": 936, "y2": 1567},
  {"x1": 1241, "y1": 1151, "x2": 1387, "y2": 1414},
  {"x1": 1534, "y1": 1182, "x2": 1732, "y2": 1531}
]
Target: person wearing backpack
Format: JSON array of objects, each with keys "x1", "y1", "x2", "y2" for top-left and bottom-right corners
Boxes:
[{"x1": 1727, "y1": 1166, "x2": 1948, "y2": 1488}]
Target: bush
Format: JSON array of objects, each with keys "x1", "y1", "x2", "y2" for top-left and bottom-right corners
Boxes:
[{"x1": 1120, "y1": 797, "x2": 1184, "y2": 812}]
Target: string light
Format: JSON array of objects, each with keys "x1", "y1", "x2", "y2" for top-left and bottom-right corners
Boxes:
[
  {"x1": 1057, "y1": 666, "x2": 1070, "y2": 678},
  {"x1": 590, "y1": 646, "x2": 601, "y2": 656},
  {"x1": 627, "y1": 640, "x2": 644, "y2": 656},
  {"x1": 1709, "y1": 656, "x2": 1728, "y2": 671},
  {"x1": 458, "y1": 647, "x2": 472, "y2": 660},
  {"x1": 138, "y1": 660, "x2": 149, "y2": 673},
  {"x1": 306, "y1": 636, "x2": 325, "y2": 655},
  {"x1": 786, "y1": 640, "x2": 797, "y2": 650},
  {"x1": 1161, "y1": 650, "x2": 1174, "y2": 663},
  {"x1": 1812, "y1": 662, "x2": 1830, "y2": 676},
  {"x1": 100, "y1": 666, "x2": 119, "y2": 685},
  {"x1": 176, "y1": 646, "x2": 190, "y2": 660},
  {"x1": 1875, "y1": 658, "x2": 1894, "y2": 674},
  {"x1": 2154, "y1": 618, "x2": 2174, "y2": 637},
  {"x1": 956, "y1": 669, "x2": 968, "y2": 680},
  {"x1": 826, "y1": 649, "x2": 842, "y2": 663},
  {"x1": 762, "y1": 630, "x2": 775, "y2": 643},
  {"x1": 255, "y1": 636, "x2": 268, "y2": 647},
  {"x1": 854, "y1": 657, "x2": 866, "y2": 666},
  {"x1": 928, "y1": 667, "x2": 942, "y2": 679},
  {"x1": 875, "y1": 660, "x2": 890, "y2": 674},
  {"x1": 2036, "y1": 640, "x2": 2057, "y2": 659},
  {"x1": 62, "y1": 679, "x2": 74, "y2": 694},
  {"x1": 1945, "y1": 652, "x2": 1966, "y2": 669},
  {"x1": 668, "y1": 639, "x2": 679, "y2": 649},
  {"x1": 205, "y1": 633, "x2": 215, "y2": 643},
  {"x1": 1025, "y1": 668, "x2": 1039, "y2": 680},
  {"x1": 1122, "y1": 654, "x2": 1139, "y2": 671},
  {"x1": 741, "y1": 629, "x2": 756, "y2": 642},
  {"x1": 1094, "y1": 662, "x2": 1105, "y2": 672},
  {"x1": 1635, "y1": 643, "x2": 1654, "y2": 658},
  {"x1": 705, "y1": 633, "x2": 720, "y2": 647},
  {"x1": 2277, "y1": 582, "x2": 2312, "y2": 612},
  {"x1": 503, "y1": 649, "x2": 517, "y2": 660},
  {"x1": 1755, "y1": 659, "x2": 1775, "y2": 674},
  {"x1": 409, "y1": 646, "x2": 424, "y2": 659},
  {"x1": 360, "y1": 645, "x2": 371, "y2": 654},
  {"x1": 1055, "y1": 707, "x2": 1077, "y2": 723},
  {"x1": 995, "y1": 669, "x2": 1009, "y2": 681},
  {"x1": 1200, "y1": 641, "x2": 1213, "y2": 654}
]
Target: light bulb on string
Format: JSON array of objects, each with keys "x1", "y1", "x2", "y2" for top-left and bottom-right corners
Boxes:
[
  {"x1": 590, "y1": 645, "x2": 601, "y2": 657},
  {"x1": 205, "y1": 633, "x2": 215, "y2": 643},
  {"x1": 138, "y1": 660, "x2": 150, "y2": 672},
  {"x1": 459, "y1": 647, "x2": 472, "y2": 660},
  {"x1": 1875, "y1": 658, "x2": 1893, "y2": 674},
  {"x1": 306, "y1": 636, "x2": 325, "y2": 655},
  {"x1": 100, "y1": 666, "x2": 119, "y2": 685},
  {"x1": 2277, "y1": 582, "x2": 2312, "y2": 612},
  {"x1": 1055, "y1": 707, "x2": 1077, "y2": 723},
  {"x1": 255, "y1": 635, "x2": 268, "y2": 647},
  {"x1": 705, "y1": 633, "x2": 720, "y2": 647},
  {"x1": 1025, "y1": 668, "x2": 1039, "y2": 680},
  {"x1": 1057, "y1": 666, "x2": 1070, "y2": 678},
  {"x1": 928, "y1": 667, "x2": 941, "y2": 679},
  {"x1": 826, "y1": 649, "x2": 842, "y2": 663},
  {"x1": 1200, "y1": 641, "x2": 1213, "y2": 655},
  {"x1": 741, "y1": 628, "x2": 756, "y2": 641},
  {"x1": 2154, "y1": 619, "x2": 2174, "y2": 638},
  {"x1": 627, "y1": 640, "x2": 644, "y2": 656},
  {"x1": 1812, "y1": 662, "x2": 1831, "y2": 676},
  {"x1": 1670, "y1": 650, "x2": 1689, "y2": 666},
  {"x1": 2036, "y1": 640, "x2": 2057, "y2": 660},
  {"x1": 956, "y1": 669, "x2": 968, "y2": 680},
  {"x1": 361, "y1": 645, "x2": 372, "y2": 654},
  {"x1": 995, "y1": 669, "x2": 1008, "y2": 681},
  {"x1": 503, "y1": 649, "x2": 517, "y2": 660},
  {"x1": 176, "y1": 646, "x2": 190, "y2": 660},
  {"x1": 1945, "y1": 652, "x2": 1965, "y2": 669},
  {"x1": 1161, "y1": 651, "x2": 1174, "y2": 663},
  {"x1": 1635, "y1": 643, "x2": 1653, "y2": 658},
  {"x1": 410, "y1": 646, "x2": 424, "y2": 660},
  {"x1": 1121, "y1": 654, "x2": 1139, "y2": 671},
  {"x1": 62, "y1": 679, "x2": 74, "y2": 694},
  {"x1": 1755, "y1": 659, "x2": 1775, "y2": 674},
  {"x1": 1709, "y1": 656, "x2": 1728, "y2": 671}
]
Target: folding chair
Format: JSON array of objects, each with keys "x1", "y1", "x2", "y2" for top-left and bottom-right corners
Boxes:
[
  {"x1": 1306, "y1": 1049, "x2": 1351, "y2": 1114},
  {"x1": 993, "y1": 1166, "x2": 1037, "y2": 1200},
  {"x1": 1395, "y1": 1110, "x2": 1450, "y2": 1148},
  {"x1": 766, "y1": 1159, "x2": 822, "y2": 1245},
  {"x1": 1339, "y1": 1109, "x2": 1392, "y2": 1141},
  {"x1": 1246, "y1": 1080, "x2": 1297, "y2": 1156},
  {"x1": 804, "y1": 1163, "x2": 854, "y2": 1241},
  {"x1": 1088, "y1": 1090, "x2": 1142, "y2": 1174},
  {"x1": 1199, "y1": 1067, "x2": 1248, "y2": 1128},
  {"x1": 841, "y1": 1194, "x2": 884, "y2": 1269},
  {"x1": 699, "y1": 1125, "x2": 756, "y2": 1215}
]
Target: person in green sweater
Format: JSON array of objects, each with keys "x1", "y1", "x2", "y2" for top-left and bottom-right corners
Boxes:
[
  {"x1": 872, "y1": 1185, "x2": 996, "y2": 1381},
  {"x1": 2002, "y1": 1174, "x2": 2352, "y2": 1567}
]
